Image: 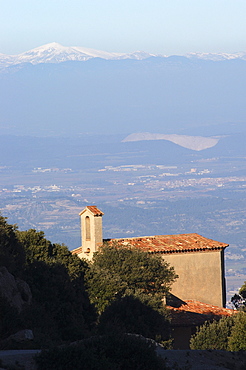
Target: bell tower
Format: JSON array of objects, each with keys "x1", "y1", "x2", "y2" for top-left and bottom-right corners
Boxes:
[{"x1": 78, "y1": 206, "x2": 104, "y2": 261}]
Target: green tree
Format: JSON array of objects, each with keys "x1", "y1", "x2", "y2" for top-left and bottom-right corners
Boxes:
[
  {"x1": 16, "y1": 228, "x2": 96, "y2": 343},
  {"x1": 0, "y1": 215, "x2": 25, "y2": 275},
  {"x1": 228, "y1": 311, "x2": 246, "y2": 351},
  {"x1": 17, "y1": 229, "x2": 88, "y2": 280},
  {"x1": 239, "y1": 282, "x2": 246, "y2": 298},
  {"x1": 0, "y1": 294, "x2": 24, "y2": 342},
  {"x1": 97, "y1": 295, "x2": 171, "y2": 344},
  {"x1": 85, "y1": 243, "x2": 177, "y2": 313},
  {"x1": 0, "y1": 220, "x2": 96, "y2": 346},
  {"x1": 231, "y1": 281, "x2": 246, "y2": 309},
  {"x1": 190, "y1": 315, "x2": 235, "y2": 350}
]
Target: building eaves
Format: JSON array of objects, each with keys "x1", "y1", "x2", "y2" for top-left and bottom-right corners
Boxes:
[{"x1": 71, "y1": 246, "x2": 82, "y2": 255}]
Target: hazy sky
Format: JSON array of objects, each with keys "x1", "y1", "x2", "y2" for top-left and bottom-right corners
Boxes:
[{"x1": 1, "y1": 0, "x2": 246, "y2": 55}]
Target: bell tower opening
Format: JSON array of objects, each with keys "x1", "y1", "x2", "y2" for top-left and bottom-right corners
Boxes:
[{"x1": 85, "y1": 216, "x2": 91, "y2": 240}]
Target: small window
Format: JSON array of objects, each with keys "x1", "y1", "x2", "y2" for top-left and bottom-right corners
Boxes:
[{"x1": 85, "y1": 216, "x2": 91, "y2": 240}]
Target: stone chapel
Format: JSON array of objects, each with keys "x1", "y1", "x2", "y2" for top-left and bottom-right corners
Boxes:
[{"x1": 72, "y1": 205, "x2": 228, "y2": 308}]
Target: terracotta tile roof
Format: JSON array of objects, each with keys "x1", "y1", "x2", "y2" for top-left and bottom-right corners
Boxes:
[
  {"x1": 79, "y1": 206, "x2": 104, "y2": 216},
  {"x1": 167, "y1": 300, "x2": 235, "y2": 327},
  {"x1": 105, "y1": 233, "x2": 228, "y2": 254}
]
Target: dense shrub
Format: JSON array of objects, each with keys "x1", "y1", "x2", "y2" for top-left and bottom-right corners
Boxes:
[
  {"x1": 190, "y1": 316, "x2": 235, "y2": 350},
  {"x1": 0, "y1": 215, "x2": 25, "y2": 276},
  {"x1": 20, "y1": 237, "x2": 95, "y2": 343},
  {"x1": 98, "y1": 295, "x2": 171, "y2": 344},
  {"x1": 36, "y1": 334, "x2": 167, "y2": 370},
  {"x1": 228, "y1": 311, "x2": 246, "y2": 351},
  {"x1": 0, "y1": 294, "x2": 24, "y2": 342},
  {"x1": 0, "y1": 218, "x2": 96, "y2": 346},
  {"x1": 190, "y1": 315, "x2": 236, "y2": 350}
]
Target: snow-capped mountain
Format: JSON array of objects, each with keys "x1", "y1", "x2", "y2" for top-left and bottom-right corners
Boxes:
[
  {"x1": 1, "y1": 42, "x2": 246, "y2": 69},
  {"x1": 186, "y1": 51, "x2": 246, "y2": 61},
  {"x1": 0, "y1": 42, "x2": 161, "y2": 68}
]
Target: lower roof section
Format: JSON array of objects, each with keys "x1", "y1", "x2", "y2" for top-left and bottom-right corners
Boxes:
[{"x1": 167, "y1": 299, "x2": 235, "y2": 327}]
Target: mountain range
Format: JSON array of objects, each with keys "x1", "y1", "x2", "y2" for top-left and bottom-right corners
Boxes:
[
  {"x1": 1, "y1": 42, "x2": 246, "y2": 138},
  {"x1": 1, "y1": 42, "x2": 246, "y2": 69},
  {"x1": 0, "y1": 42, "x2": 159, "y2": 69}
]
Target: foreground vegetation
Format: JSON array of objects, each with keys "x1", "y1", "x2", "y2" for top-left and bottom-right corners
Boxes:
[
  {"x1": 190, "y1": 311, "x2": 246, "y2": 351},
  {"x1": 0, "y1": 215, "x2": 175, "y2": 368},
  {"x1": 2, "y1": 214, "x2": 246, "y2": 368},
  {"x1": 190, "y1": 278, "x2": 246, "y2": 351},
  {"x1": 0, "y1": 215, "x2": 95, "y2": 347},
  {"x1": 36, "y1": 334, "x2": 166, "y2": 370}
]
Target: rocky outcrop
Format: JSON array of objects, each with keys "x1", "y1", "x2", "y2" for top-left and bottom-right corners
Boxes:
[
  {"x1": 0, "y1": 329, "x2": 34, "y2": 351},
  {"x1": 6, "y1": 330, "x2": 34, "y2": 343},
  {"x1": 0, "y1": 266, "x2": 32, "y2": 312}
]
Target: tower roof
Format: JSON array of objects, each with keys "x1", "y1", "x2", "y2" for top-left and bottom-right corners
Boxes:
[{"x1": 79, "y1": 205, "x2": 104, "y2": 216}]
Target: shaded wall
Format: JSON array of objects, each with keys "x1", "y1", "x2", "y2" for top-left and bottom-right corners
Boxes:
[{"x1": 163, "y1": 250, "x2": 225, "y2": 307}]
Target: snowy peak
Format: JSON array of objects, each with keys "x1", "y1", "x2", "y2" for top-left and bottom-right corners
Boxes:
[
  {"x1": 17, "y1": 42, "x2": 92, "y2": 64},
  {"x1": 1, "y1": 43, "x2": 246, "y2": 69},
  {"x1": 0, "y1": 43, "x2": 160, "y2": 68},
  {"x1": 186, "y1": 51, "x2": 246, "y2": 61}
]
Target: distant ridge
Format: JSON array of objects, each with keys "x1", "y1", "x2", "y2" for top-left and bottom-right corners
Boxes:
[
  {"x1": 122, "y1": 133, "x2": 220, "y2": 151},
  {"x1": 186, "y1": 51, "x2": 246, "y2": 61},
  {"x1": 0, "y1": 42, "x2": 161, "y2": 68},
  {"x1": 1, "y1": 42, "x2": 246, "y2": 69}
]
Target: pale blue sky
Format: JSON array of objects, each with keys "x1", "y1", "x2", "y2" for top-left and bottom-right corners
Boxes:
[{"x1": 1, "y1": 0, "x2": 246, "y2": 55}]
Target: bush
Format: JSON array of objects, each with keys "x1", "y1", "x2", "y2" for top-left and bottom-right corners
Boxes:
[
  {"x1": 0, "y1": 215, "x2": 25, "y2": 276},
  {"x1": 190, "y1": 315, "x2": 235, "y2": 350},
  {"x1": 23, "y1": 260, "x2": 93, "y2": 343},
  {"x1": 228, "y1": 311, "x2": 246, "y2": 351},
  {"x1": 0, "y1": 219, "x2": 96, "y2": 346},
  {"x1": 98, "y1": 295, "x2": 171, "y2": 344},
  {"x1": 16, "y1": 229, "x2": 96, "y2": 343},
  {"x1": 0, "y1": 294, "x2": 24, "y2": 342},
  {"x1": 36, "y1": 334, "x2": 167, "y2": 370}
]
